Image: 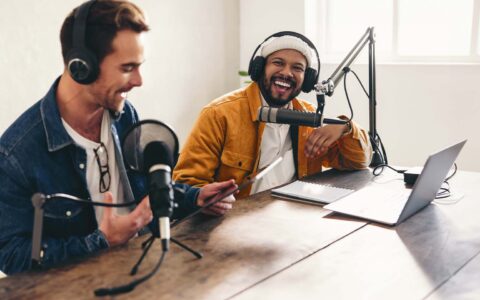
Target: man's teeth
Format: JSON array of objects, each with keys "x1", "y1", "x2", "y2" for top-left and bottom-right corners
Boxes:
[{"x1": 274, "y1": 81, "x2": 291, "y2": 88}]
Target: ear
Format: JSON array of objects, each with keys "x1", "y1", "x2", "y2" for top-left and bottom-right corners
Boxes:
[
  {"x1": 248, "y1": 56, "x2": 266, "y2": 82},
  {"x1": 301, "y1": 68, "x2": 317, "y2": 92}
]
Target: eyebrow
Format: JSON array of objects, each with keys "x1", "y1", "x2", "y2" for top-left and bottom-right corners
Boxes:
[
  {"x1": 121, "y1": 59, "x2": 146, "y2": 68},
  {"x1": 271, "y1": 57, "x2": 306, "y2": 68}
]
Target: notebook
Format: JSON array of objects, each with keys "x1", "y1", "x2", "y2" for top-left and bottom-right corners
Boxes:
[
  {"x1": 324, "y1": 140, "x2": 467, "y2": 226},
  {"x1": 272, "y1": 180, "x2": 354, "y2": 204}
]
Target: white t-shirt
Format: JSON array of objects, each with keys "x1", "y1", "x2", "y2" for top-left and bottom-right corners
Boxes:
[
  {"x1": 250, "y1": 97, "x2": 296, "y2": 195},
  {"x1": 62, "y1": 110, "x2": 125, "y2": 224}
]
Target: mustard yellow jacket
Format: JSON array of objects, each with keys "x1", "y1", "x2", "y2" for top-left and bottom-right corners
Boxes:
[{"x1": 173, "y1": 83, "x2": 372, "y2": 198}]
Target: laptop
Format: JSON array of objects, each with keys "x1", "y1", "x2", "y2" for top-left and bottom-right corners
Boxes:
[{"x1": 324, "y1": 140, "x2": 467, "y2": 226}]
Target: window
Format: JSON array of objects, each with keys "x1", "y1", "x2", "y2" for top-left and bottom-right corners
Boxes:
[{"x1": 308, "y1": 0, "x2": 480, "y2": 63}]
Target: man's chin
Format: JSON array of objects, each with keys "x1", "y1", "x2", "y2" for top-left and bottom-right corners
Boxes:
[
  {"x1": 259, "y1": 81, "x2": 299, "y2": 107},
  {"x1": 107, "y1": 100, "x2": 125, "y2": 114},
  {"x1": 265, "y1": 97, "x2": 291, "y2": 107}
]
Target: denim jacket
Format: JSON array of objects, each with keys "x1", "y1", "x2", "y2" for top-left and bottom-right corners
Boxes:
[{"x1": 0, "y1": 78, "x2": 200, "y2": 274}]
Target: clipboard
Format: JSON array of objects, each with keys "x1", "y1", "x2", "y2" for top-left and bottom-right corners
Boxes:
[{"x1": 171, "y1": 157, "x2": 283, "y2": 227}]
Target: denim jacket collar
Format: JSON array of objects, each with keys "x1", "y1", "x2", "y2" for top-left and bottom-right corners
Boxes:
[
  {"x1": 40, "y1": 77, "x2": 74, "y2": 152},
  {"x1": 40, "y1": 77, "x2": 124, "y2": 152}
]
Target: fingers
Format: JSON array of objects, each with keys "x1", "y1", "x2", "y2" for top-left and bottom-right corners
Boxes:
[
  {"x1": 219, "y1": 194, "x2": 236, "y2": 204},
  {"x1": 102, "y1": 192, "x2": 114, "y2": 218},
  {"x1": 198, "y1": 179, "x2": 237, "y2": 206},
  {"x1": 209, "y1": 179, "x2": 236, "y2": 193},
  {"x1": 203, "y1": 205, "x2": 229, "y2": 216},
  {"x1": 305, "y1": 126, "x2": 343, "y2": 158},
  {"x1": 201, "y1": 208, "x2": 222, "y2": 217},
  {"x1": 207, "y1": 195, "x2": 235, "y2": 215},
  {"x1": 137, "y1": 196, "x2": 151, "y2": 210},
  {"x1": 314, "y1": 136, "x2": 331, "y2": 156},
  {"x1": 131, "y1": 196, "x2": 153, "y2": 227}
]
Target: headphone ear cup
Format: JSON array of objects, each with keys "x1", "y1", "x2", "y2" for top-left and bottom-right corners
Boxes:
[
  {"x1": 248, "y1": 56, "x2": 265, "y2": 82},
  {"x1": 301, "y1": 67, "x2": 317, "y2": 93},
  {"x1": 67, "y1": 48, "x2": 99, "y2": 84}
]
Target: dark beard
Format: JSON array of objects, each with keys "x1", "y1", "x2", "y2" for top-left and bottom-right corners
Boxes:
[{"x1": 259, "y1": 74, "x2": 302, "y2": 107}]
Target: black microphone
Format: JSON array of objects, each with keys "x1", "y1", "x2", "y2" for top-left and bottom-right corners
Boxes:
[
  {"x1": 143, "y1": 141, "x2": 174, "y2": 252},
  {"x1": 257, "y1": 106, "x2": 347, "y2": 127}
]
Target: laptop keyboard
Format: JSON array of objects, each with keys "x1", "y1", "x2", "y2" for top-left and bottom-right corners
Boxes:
[{"x1": 325, "y1": 185, "x2": 412, "y2": 223}]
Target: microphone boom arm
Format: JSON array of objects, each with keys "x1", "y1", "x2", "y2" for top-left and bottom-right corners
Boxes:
[
  {"x1": 317, "y1": 27, "x2": 373, "y2": 96},
  {"x1": 314, "y1": 27, "x2": 385, "y2": 167}
]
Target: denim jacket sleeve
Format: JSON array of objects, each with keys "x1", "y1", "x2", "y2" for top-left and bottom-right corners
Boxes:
[
  {"x1": 0, "y1": 154, "x2": 109, "y2": 275},
  {"x1": 172, "y1": 182, "x2": 201, "y2": 219}
]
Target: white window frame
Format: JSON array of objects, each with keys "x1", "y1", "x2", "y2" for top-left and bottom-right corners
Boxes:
[{"x1": 308, "y1": 0, "x2": 480, "y2": 64}]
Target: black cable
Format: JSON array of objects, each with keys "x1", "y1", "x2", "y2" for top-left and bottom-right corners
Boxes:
[
  {"x1": 342, "y1": 68, "x2": 388, "y2": 169},
  {"x1": 373, "y1": 162, "x2": 458, "y2": 200},
  {"x1": 433, "y1": 163, "x2": 458, "y2": 200},
  {"x1": 342, "y1": 70, "x2": 354, "y2": 122},
  {"x1": 130, "y1": 236, "x2": 155, "y2": 275},
  {"x1": 375, "y1": 132, "x2": 389, "y2": 164},
  {"x1": 94, "y1": 249, "x2": 167, "y2": 297},
  {"x1": 445, "y1": 163, "x2": 458, "y2": 181},
  {"x1": 343, "y1": 67, "x2": 387, "y2": 166},
  {"x1": 372, "y1": 164, "x2": 406, "y2": 176},
  {"x1": 435, "y1": 182, "x2": 451, "y2": 199},
  {"x1": 350, "y1": 69, "x2": 370, "y2": 98},
  {"x1": 45, "y1": 193, "x2": 139, "y2": 207},
  {"x1": 369, "y1": 132, "x2": 387, "y2": 167}
]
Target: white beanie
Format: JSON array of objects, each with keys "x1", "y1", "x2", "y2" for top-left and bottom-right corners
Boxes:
[{"x1": 259, "y1": 35, "x2": 318, "y2": 72}]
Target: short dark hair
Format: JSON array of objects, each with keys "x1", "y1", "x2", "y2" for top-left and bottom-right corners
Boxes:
[{"x1": 60, "y1": 0, "x2": 150, "y2": 66}]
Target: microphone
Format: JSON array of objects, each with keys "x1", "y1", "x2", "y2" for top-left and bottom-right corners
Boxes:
[
  {"x1": 143, "y1": 141, "x2": 174, "y2": 252},
  {"x1": 257, "y1": 106, "x2": 347, "y2": 127}
]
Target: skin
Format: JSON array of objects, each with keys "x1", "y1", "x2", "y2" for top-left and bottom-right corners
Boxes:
[
  {"x1": 261, "y1": 49, "x2": 305, "y2": 107},
  {"x1": 261, "y1": 49, "x2": 350, "y2": 158},
  {"x1": 57, "y1": 29, "x2": 145, "y2": 142},
  {"x1": 197, "y1": 180, "x2": 237, "y2": 216},
  {"x1": 55, "y1": 29, "x2": 235, "y2": 247}
]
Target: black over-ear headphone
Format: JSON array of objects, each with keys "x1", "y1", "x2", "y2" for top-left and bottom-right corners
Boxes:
[
  {"x1": 248, "y1": 31, "x2": 320, "y2": 93},
  {"x1": 66, "y1": 0, "x2": 99, "y2": 84}
]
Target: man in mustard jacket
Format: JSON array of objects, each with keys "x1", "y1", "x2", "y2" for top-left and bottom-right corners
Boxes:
[{"x1": 173, "y1": 32, "x2": 372, "y2": 203}]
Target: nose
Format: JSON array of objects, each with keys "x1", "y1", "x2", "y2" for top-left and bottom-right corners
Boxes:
[
  {"x1": 130, "y1": 68, "x2": 143, "y2": 87},
  {"x1": 278, "y1": 64, "x2": 294, "y2": 78}
]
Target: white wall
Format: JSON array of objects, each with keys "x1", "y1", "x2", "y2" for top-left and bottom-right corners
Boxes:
[
  {"x1": 0, "y1": 0, "x2": 239, "y2": 144},
  {"x1": 318, "y1": 63, "x2": 480, "y2": 172},
  {"x1": 2, "y1": 0, "x2": 479, "y2": 172},
  {"x1": 240, "y1": 0, "x2": 480, "y2": 171}
]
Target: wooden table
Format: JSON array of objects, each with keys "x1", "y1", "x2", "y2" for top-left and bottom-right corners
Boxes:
[
  {"x1": 235, "y1": 171, "x2": 480, "y2": 300},
  {"x1": 1, "y1": 169, "x2": 479, "y2": 300}
]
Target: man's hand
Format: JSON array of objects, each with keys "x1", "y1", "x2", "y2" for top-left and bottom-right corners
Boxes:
[
  {"x1": 304, "y1": 124, "x2": 349, "y2": 158},
  {"x1": 99, "y1": 193, "x2": 153, "y2": 247},
  {"x1": 197, "y1": 179, "x2": 237, "y2": 216}
]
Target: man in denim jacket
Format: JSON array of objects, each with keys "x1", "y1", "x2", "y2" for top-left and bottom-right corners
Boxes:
[{"x1": 0, "y1": 0, "x2": 235, "y2": 275}]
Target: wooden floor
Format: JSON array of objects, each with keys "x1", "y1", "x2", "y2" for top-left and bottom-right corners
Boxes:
[{"x1": 1, "y1": 169, "x2": 479, "y2": 300}]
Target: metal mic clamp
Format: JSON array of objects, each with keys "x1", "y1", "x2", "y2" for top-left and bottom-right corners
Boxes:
[{"x1": 315, "y1": 78, "x2": 334, "y2": 97}]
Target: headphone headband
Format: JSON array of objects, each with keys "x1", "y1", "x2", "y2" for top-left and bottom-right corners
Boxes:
[{"x1": 72, "y1": 0, "x2": 95, "y2": 50}]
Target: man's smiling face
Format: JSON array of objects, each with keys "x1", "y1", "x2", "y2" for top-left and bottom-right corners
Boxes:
[{"x1": 260, "y1": 49, "x2": 306, "y2": 107}]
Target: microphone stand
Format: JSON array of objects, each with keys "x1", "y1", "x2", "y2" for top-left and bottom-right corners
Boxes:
[
  {"x1": 130, "y1": 232, "x2": 202, "y2": 276},
  {"x1": 30, "y1": 193, "x2": 202, "y2": 271},
  {"x1": 315, "y1": 27, "x2": 386, "y2": 167}
]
